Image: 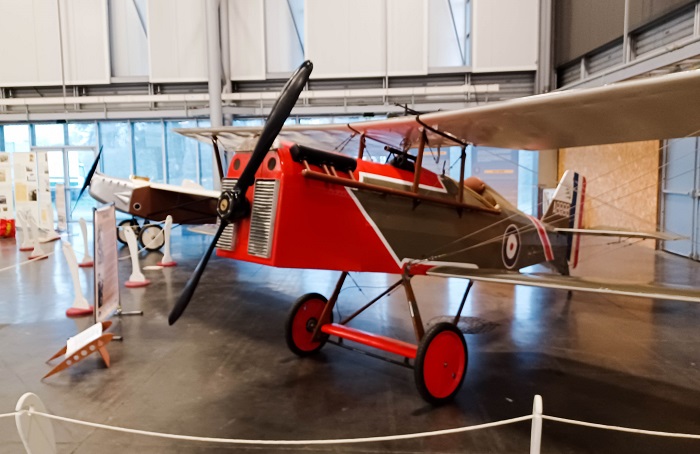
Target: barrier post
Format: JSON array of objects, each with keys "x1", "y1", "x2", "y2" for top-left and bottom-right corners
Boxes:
[
  {"x1": 62, "y1": 243, "x2": 94, "y2": 317},
  {"x1": 78, "y1": 218, "x2": 93, "y2": 267},
  {"x1": 15, "y1": 393, "x2": 56, "y2": 454},
  {"x1": 157, "y1": 215, "x2": 176, "y2": 267},
  {"x1": 530, "y1": 395, "x2": 543, "y2": 454},
  {"x1": 123, "y1": 226, "x2": 150, "y2": 288},
  {"x1": 27, "y1": 213, "x2": 49, "y2": 260},
  {"x1": 17, "y1": 212, "x2": 33, "y2": 251}
]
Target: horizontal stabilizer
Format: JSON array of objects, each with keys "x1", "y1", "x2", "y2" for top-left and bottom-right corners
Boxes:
[
  {"x1": 553, "y1": 228, "x2": 685, "y2": 241},
  {"x1": 426, "y1": 266, "x2": 700, "y2": 304}
]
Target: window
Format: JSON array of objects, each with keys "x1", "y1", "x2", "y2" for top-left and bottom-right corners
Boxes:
[
  {"x1": 133, "y1": 122, "x2": 164, "y2": 182},
  {"x1": 429, "y1": 0, "x2": 471, "y2": 68},
  {"x1": 34, "y1": 124, "x2": 66, "y2": 147},
  {"x1": 68, "y1": 123, "x2": 97, "y2": 146},
  {"x1": 197, "y1": 119, "x2": 214, "y2": 189},
  {"x1": 99, "y1": 122, "x2": 132, "y2": 179},
  {"x1": 166, "y1": 120, "x2": 198, "y2": 185},
  {"x1": 3, "y1": 125, "x2": 30, "y2": 153}
]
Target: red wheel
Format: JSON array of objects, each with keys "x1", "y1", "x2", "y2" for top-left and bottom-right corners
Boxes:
[
  {"x1": 414, "y1": 322, "x2": 468, "y2": 405},
  {"x1": 285, "y1": 293, "x2": 332, "y2": 357}
]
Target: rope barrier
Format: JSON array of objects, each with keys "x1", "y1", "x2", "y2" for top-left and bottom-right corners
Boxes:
[
  {"x1": 25, "y1": 411, "x2": 532, "y2": 445},
  {"x1": 4, "y1": 407, "x2": 700, "y2": 446},
  {"x1": 542, "y1": 415, "x2": 700, "y2": 440},
  {"x1": 1, "y1": 398, "x2": 698, "y2": 448},
  {"x1": 0, "y1": 250, "x2": 58, "y2": 274}
]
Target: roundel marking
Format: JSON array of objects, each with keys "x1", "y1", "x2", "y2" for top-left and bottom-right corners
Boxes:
[{"x1": 502, "y1": 224, "x2": 521, "y2": 269}]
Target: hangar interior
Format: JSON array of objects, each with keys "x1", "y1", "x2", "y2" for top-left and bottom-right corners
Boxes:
[{"x1": 1, "y1": 0, "x2": 700, "y2": 452}]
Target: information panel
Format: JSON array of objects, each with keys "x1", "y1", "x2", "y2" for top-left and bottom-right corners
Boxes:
[{"x1": 94, "y1": 204, "x2": 120, "y2": 322}]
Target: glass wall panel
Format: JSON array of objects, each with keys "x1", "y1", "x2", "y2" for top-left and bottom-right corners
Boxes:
[
  {"x1": 517, "y1": 150, "x2": 539, "y2": 216},
  {"x1": 34, "y1": 124, "x2": 66, "y2": 146},
  {"x1": 133, "y1": 122, "x2": 164, "y2": 182},
  {"x1": 3, "y1": 125, "x2": 30, "y2": 152},
  {"x1": 166, "y1": 120, "x2": 198, "y2": 185},
  {"x1": 99, "y1": 122, "x2": 132, "y2": 179},
  {"x1": 68, "y1": 123, "x2": 97, "y2": 146},
  {"x1": 197, "y1": 119, "x2": 214, "y2": 189}
]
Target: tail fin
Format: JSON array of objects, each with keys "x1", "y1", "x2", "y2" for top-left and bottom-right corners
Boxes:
[{"x1": 542, "y1": 170, "x2": 586, "y2": 269}]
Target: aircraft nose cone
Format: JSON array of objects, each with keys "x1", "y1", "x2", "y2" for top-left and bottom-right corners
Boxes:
[{"x1": 217, "y1": 190, "x2": 235, "y2": 220}]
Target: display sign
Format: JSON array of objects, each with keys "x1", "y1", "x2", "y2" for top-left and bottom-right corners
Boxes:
[
  {"x1": 12, "y1": 152, "x2": 39, "y2": 220},
  {"x1": 94, "y1": 204, "x2": 120, "y2": 322},
  {"x1": 0, "y1": 153, "x2": 13, "y2": 220}
]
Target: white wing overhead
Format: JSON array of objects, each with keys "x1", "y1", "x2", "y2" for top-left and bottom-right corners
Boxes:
[{"x1": 177, "y1": 69, "x2": 700, "y2": 152}]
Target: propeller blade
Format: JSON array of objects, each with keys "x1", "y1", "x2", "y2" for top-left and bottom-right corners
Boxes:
[
  {"x1": 169, "y1": 60, "x2": 313, "y2": 325},
  {"x1": 168, "y1": 220, "x2": 228, "y2": 325},
  {"x1": 71, "y1": 146, "x2": 103, "y2": 215},
  {"x1": 236, "y1": 60, "x2": 313, "y2": 192}
]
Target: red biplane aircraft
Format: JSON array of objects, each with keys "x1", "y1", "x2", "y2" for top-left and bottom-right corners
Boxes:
[{"x1": 109, "y1": 61, "x2": 700, "y2": 404}]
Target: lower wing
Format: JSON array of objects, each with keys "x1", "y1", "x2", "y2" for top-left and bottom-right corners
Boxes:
[{"x1": 424, "y1": 266, "x2": 700, "y2": 303}]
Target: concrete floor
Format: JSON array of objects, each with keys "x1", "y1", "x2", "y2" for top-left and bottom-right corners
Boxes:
[{"x1": 0, "y1": 226, "x2": 699, "y2": 453}]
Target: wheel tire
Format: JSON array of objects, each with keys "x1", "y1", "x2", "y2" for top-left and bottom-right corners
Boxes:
[
  {"x1": 414, "y1": 322, "x2": 468, "y2": 405},
  {"x1": 138, "y1": 224, "x2": 165, "y2": 251},
  {"x1": 285, "y1": 293, "x2": 332, "y2": 357},
  {"x1": 117, "y1": 219, "x2": 139, "y2": 245}
]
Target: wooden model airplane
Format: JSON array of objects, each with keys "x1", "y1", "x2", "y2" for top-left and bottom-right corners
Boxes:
[
  {"x1": 76, "y1": 150, "x2": 220, "y2": 250},
  {"x1": 105, "y1": 61, "x2": 700, "y2": 403}
]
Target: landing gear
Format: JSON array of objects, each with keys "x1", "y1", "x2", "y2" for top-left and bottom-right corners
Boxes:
[
  {"x1": 414, "y1": 323, "x2": 468, "y2": 405},
  {"x1": 117, "y1": 219, "x2": 140, "y2": 245},
  {"x1": 285, "y1": 293, "x2": 332, "y2": 356},
  {"x1": 287, "y1": 273, "x2": 473, "y2": 405},
  {"x1": 116, "y1": 218, "x2": 165, "y2": 251},
  {"x1": 138, "y1": 224, "x2": 165, "y2": 251}
]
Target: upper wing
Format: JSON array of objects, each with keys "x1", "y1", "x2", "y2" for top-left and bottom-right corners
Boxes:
[
  {"x1": 176, "y1": 70, "x2": 700, "y2": 152},
  {"x1": 425, "y1": 266, "x2": 700, "y2": 303}
]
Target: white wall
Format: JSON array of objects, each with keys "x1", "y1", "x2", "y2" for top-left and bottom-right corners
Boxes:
[
  {"x1": 229, "y1": 0, "x2": 266, "y2": 80},
  {"x1": 471, "y1": 0, "x2": 538, "y2": 72},
  {"x1": 0, "y1": 0, "x2": 110, "y2": 87},
  {"x1": 148, "y1": 0, "x2": 207, "y2": 83},
  {"x1": 388, "y1": 0, "x2": 428, "y2": 76},
  {"x1": 109, "y1": 0, "x2": 149, "y2": 77},
  {"x1": 305, "y1": 0, "x2": 386, "y2": 78}
]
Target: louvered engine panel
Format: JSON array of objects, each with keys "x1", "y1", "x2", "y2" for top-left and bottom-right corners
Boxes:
[
  {"x1": 247, "y1": 180, "x2": 280, "y2": 258},
  {"x1": 215, "y1": 178, "x2": 237, "y2": 251}
]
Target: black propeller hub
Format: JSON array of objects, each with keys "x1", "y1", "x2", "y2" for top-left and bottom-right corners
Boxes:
[{"x1": 217, "y1": 188, "x2": 250, "y2": 223}]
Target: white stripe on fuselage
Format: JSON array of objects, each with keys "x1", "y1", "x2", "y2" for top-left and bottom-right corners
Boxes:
[{"x1": 358, "y1": 172, "x2": 447, "y2": 193}]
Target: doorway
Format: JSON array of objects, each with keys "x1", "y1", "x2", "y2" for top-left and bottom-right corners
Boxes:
[{"x1": 660, "y1": 138, "x2": 699, "y2": 260}]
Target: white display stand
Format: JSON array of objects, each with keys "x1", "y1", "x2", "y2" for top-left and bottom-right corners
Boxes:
[
  {"x1": 123, "y1": 226, "x2": 150, "y2": 288},
  {"x1": 62, "y1": 242, "x2": 93, "y2": 317},
  {"x1": 157, "y1": 215, "x2": 177, "y2": 267},
  {"x1": 78, "y1": 218, "x2": 93, "y2": 267}
]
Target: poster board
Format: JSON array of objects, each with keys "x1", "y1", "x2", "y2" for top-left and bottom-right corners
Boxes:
[
  {"x1": 94, "y1": 204, "x2": 120, "y2": 322},
  {"x1": 13, "y1": 152, "x2": 39, "y2": 221},
  {"x1": 0, "y1": 153, "x2": 13, "y2": 220}
]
